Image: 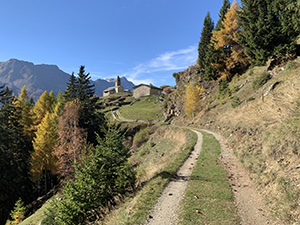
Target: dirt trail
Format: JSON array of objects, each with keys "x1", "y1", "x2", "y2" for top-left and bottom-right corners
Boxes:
[
  {"x1": 201, "y1": 129, "x2": 284, "y2": 225},
  {"x1": 144, "y1": 130, "x2": 203, "y2": 225}
]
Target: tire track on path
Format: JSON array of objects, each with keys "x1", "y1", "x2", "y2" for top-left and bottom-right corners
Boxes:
[{"x1": 144, "y1": 130, "x2": 203, "y2": 225}]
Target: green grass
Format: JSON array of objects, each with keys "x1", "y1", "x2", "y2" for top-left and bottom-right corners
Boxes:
[
  {"x1": 119, "y1": 96, "x2": 164, "y2": 121},
  {"x1": 99, "y1": 128, "x2": 197, "y2": 225},
  {"x1": 178, "y1": 131, "x2": 239, "y2": 225}
]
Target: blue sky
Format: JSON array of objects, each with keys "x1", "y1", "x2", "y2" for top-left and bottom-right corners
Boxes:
[{"x1": 0, "y1": 0, "x2": 239, "y2": 87}]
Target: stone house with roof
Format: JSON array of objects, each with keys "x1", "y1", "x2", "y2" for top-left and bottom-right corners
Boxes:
[
  {"x1": 103, "y1": 76, "x2": 124, "y2": 96},
  {"x1": 133, "y1": 84, "x2": 162, "y2": 99}
]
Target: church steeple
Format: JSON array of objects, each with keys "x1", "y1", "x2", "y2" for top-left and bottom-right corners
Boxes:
[{"x1": 115, "y1": 75, "x2": 121, "y2": 87}]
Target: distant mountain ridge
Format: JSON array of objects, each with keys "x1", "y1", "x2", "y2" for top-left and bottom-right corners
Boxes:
[{"x1": 0, "y1": 59, "x2": 135, "y2": 100}]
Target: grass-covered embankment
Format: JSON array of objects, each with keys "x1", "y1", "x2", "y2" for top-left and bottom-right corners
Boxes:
[
  {"x1": 99, "y1": 127, "x2": 197, "y2": 225},
  {"x1": 119, "y1": 96, "x2": 164, "y2": 121},
  {"x1": 178, "y1": 131, "x2": 239, "y2": 225}
]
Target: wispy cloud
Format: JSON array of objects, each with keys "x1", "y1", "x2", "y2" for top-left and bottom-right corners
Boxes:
[{"x1": 124, "y1": 45, "x2": 197, "y2": 85}]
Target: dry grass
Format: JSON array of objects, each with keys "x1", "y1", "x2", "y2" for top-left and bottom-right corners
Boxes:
[
  {"x1": 186, "y1": 57, "x2": 300, "y2": 222},
  {"x1": 98, "y1": 127, "x2": 197, "y2": 225}
]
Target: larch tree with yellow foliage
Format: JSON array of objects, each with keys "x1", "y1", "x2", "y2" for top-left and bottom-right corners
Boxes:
[
  {"x1": 212, "y1": 0, "x2": 249, "y2": 80},
  {"x1": 184, "y1": 83, "x2": 205, "y2": 117},
  {"x1": 13, "y1": 85, "x2": 35, "y2": 141},
  {"x1": 32, "y1": 90, "x2": 55, "y2": 130},
  {"x1": 30, "y1": 112, "x2": 58, "y2": 194}
]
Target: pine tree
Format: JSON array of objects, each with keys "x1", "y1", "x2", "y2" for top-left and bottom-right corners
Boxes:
[
  {"x1": 64, "y1": 72, "x2": 77, "y2": 102},
  {"x1": 238, "y1": 0, "x2": 293, "y2": 65},
  {"x1": 76, "y1": 66, "x2": 95, "y2": 101},
  {"x1": 203, "y1": 0, "x2": 230, "y2": 80},
  {"x1": 203, "y1": 44, "x2": 219, "y2": 80},
  {"x1": 215, "y1": 0, "x2": 230, "y2": 31},
  {"x1": 76, "y1": 66, "x2": 105, "y2": 145},
  {"x1": 212, "y1": 0, "x2": 249, "y2": 80},
  {"x1": 274, "y1": 0, "x2": 300, "y2": 55},
  {"x1": 197, "y1": 12, "x2": 214, "y2": 70}
]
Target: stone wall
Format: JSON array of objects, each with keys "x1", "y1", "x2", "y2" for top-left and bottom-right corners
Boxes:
[{"x1": 133, "y1": 85, "x2": 151, "y2": 98}]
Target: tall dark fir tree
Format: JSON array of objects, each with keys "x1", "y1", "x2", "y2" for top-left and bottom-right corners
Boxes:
[
  {"x1": 74, "y1": 66, "x2": 106, "y2": 145},
  {"x1": 64, "y1": 72, "x2": 77, "y2": 102},
  {"x1": 197, "y1": 12, "x2": 214, "y2": 71},
  {"x1": 237, "y1": 0, "x2": 297, "y2": 65}
]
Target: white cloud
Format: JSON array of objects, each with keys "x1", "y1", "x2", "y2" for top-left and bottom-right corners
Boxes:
[{"x1": 124, "y1": 45, "x2": 197, "y2": 85}]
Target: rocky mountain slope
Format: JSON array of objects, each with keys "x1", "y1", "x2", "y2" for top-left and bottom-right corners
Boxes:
[{"x1": 0, "y1": 59, "x2": 135, "y2": 100}]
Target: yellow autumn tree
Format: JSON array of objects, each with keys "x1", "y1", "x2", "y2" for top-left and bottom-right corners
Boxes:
[
  {"x1": 12, "y1": 85, "x2": 34, "y2": 140},
  {"x1": 212, "y1": 0, "x2": 249, "y2": 80},
  {"x1": 30, "y1": 112, "x2": 58, "y2": 193},
  {"x1": 32, "y1": 90, "x2": 56, "y2": 130},
  {"x1": 184, "y1": 83, "x2": 205, "y2": 117}
]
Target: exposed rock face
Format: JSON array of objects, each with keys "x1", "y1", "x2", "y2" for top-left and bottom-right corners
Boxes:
[{"x1": 165, "y1": 64, "x2": 216, "y2": 120}]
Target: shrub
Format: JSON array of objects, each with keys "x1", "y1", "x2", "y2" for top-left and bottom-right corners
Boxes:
[
  {"x1": 133, "y1": 128, "x2": 150, "y2": 147},
  {"x1": 285, "y1": 61, "x2": 297, "y2": 72},
  {"x1": 150, "y1": 142, "x2": 156, "y2": 147},
  {"x1": 231, "y1": 96, "x2": 241, "y2": 108},
  {"x1": 252, "y1": 72, "x2": 271, "y2": 91},
  {"x1": 248, "y1": 69, "x2": 253, "y2": 76},
  {"x1": 218, "y1": 79, "x2": 231, "y2": 100}
]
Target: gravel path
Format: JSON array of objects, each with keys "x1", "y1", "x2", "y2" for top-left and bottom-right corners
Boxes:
[
  {"x1": 201, "y1": 129, "x2": 284, "y2": 225},
  {"x1": 144, "y1": 130, "x2": 203, "y2": 225}
]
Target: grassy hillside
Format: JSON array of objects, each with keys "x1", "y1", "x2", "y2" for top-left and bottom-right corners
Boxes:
[
  {"x1": 98, "y1": 126, "x2": 197, "y2": 224},
  {"x1": 119, "y1": 96, "x2": 165, "y2": 121},
  {"x1": 173, "y1": 57, "x2": 300, "y2": 222}
]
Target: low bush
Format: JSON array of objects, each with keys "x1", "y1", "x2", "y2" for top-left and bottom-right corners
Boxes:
[
  {"x1": 252, "y1": 72, "x2": 271, "y2": 91},
  {"x1": 133, "y1": 128, "x2": 150, "y2": 147},
  {"x1": 231, "y1": 96, "x2": 241, "y2": 108}
]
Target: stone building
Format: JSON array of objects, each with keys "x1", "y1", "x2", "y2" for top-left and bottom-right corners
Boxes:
[
  {"x1": 103, "y1": 76, "x2": 124, "y2": 96},
  {"x1": 133, "y1": 84, "x2": 162, "y2": 99}
]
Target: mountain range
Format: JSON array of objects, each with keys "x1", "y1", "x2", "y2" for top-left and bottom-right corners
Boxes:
[{"x1": 0, "y1": 59, "x2": 135, "y2": 100}]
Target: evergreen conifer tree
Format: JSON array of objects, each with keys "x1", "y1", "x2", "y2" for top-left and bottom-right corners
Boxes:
[
  {"x1": 76, "y1": 66, "x2": 95, "y2": 101},
  {"x1": 75, "y1": 66, "x2": 105, "y2": 145},
  {"x1": 197, "y1": 12, "x2": 214, "y2": 70},
  {"x1": 64, "y1": 72, "x2": 77, "y2": 102},
  {"x1": 238, "y1": 0, "x2": 285, "y2": 65},
  {"x1": 203, "y1": 0, "x2": 230, "y2": 80}
]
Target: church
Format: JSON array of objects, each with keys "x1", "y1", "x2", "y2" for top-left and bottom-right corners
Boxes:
[{"x1": 103, "y1": 76, "x2": 124, "y2": 96}]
